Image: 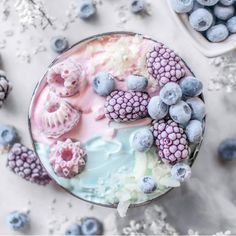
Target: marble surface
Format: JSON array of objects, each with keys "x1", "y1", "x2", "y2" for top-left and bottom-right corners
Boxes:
[{"x1": 0, "y1": 0, "x2": 236, "y2": 235}]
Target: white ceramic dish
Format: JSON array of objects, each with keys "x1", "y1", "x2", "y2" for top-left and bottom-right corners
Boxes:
[{"x1": 167, "y1": 0, "x2": 236, "y2": 58}]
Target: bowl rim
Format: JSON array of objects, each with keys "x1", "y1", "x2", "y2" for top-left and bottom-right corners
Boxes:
[{"x1": 28, "y1": 31, "x2": 206, "y2": 209}]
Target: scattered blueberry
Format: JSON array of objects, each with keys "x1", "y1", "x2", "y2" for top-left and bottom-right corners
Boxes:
[
  {"x1": 126, "y1": 75, "x2": 148, "y2": 92},
  {"x1": 0, "y1": 125, "x2": 18, "y2": 147},
  {"x1": 132, "y1": 128, "x2": 154, "y2": 152},
  {"x1": 189, "y1": 8, "x2": 214, "y2": 32},
  {"x1": 169, "y1": 101, "x2": 192, "y2": 125},
  {"x1": 160, "y1": 82, "x2": 182, "y2": 105},
  {"x1": 65, "y1": 223, "x2": 82, "y2": 236},
  {"x1": 180, "y1": 76, "x2": 203, "y2": 97},
  {"x1": 186, "y1": 97, "x2": 206, "y2": 121},
  {"x1": 206, "y1": 24, "x2": 229, "y2": 42},
  {"x1": 171, "y1": 162, "x2": 191, "y2": 182},
  {"x1": 196, "y1": 0, "x2": 220, "y2": 6},
  {"x1": 227, "y1": 16, "x2": 236, "y2": 33},
  {"x1": 185, "y1": 120, "x2": 203, "y2": 143},
  {"x1": 7, "y1": 211, "x2": 29, "y2": 231},
  {"x1": 78, "y1": 0, "x2": 96, "y2": 19},
  {"x1": 218, "y1": 138, "x2": 236, "y2": 161},
  {"x1": 129, "y1": 0, "x2": 146, "y2": 13},
  {"x1": 220, "y1": 0, "x2": 235, "y2": 6},
  {"x1": 50, "y1": 36, "x2": 69, "y2": 54},
  {"x1": 214, "y1": 4, "x2": 235, "y2": 20},
  {"x1": 92, "y1": 72, "x2": 115, "y2": 96},
  {"x1": 147, "y1": 96, "x2": 169, "y2": 120},
  {"x1": 170, "y1": 0, "x2": 194, "y2": 13},
  {"x1": 139, "y1": 176, "x2": 157, "y2": 194},
  {"x1": 81, "y1": 217, "x2": 103, "y2": 235}
]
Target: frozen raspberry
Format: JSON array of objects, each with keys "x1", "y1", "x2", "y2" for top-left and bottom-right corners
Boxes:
[
  {"x1": 49, "y1": 139, "x2": 86, "y2": 178},
  {"x1": 7, "y1": 143, "x2": 51, "y2": 185},
  {"x1": 150, "y1": 119, "x2": 189, "y2": 165},
  {"x1": 104, "y1": 90, "x2": 150, "y2": 122},
  {"x1": 146, "y1": 43, "x2": 186, "y2": 87}
]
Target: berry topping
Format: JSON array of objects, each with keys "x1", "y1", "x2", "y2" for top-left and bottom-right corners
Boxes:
[
  {"x1": 206, "y1": 24, "x2": 229, "y2": 43},
  {"x1": 218, "y1": 139, "x2": 236, "y2": 161},
  {"x1": 104, "y1": 90, "x2": 150, "y2": 122},
  {"x1": 81, "y1": 217, "x2": 103, "y2": 235},
  {"x1": 186, "y1": 97, "x2": 206, "y2": 121},
  {"x1": 139, "y1": 176, "x2": 157, "y2": 194},
  {"x1": 7, "y1": 143, "x2": 51, "y2": 185},
  {"x1": 50, "y1": 36, "x2": 69, "y2": 54},
  {"x1": 146, "y1": 43, "x2": 186, "y2": 87},
  {"x1": 92, "y1": 72, "x2": 116, "y2": 96},
  {"x1": 180, "y1": 76, "x2": 203, "y2": 97},
  {"x1": 129, "y1": 0, "x2": 147, "y2": 13},
  {"x1": 50, "y1": 139, "x2": 86, "y2": 178},
  {"x1": 64, "y1": 223, "x2": 82, "y2": 236},
  {"x1": 0, "y1": 125, "x2": 18, "y2": 147},
  {"x1": 170, "y1": 0, "x2": 194, "y2": 13},
  {"x1": 171, "y1": 162, "x2": 191, "y2": 182},
  {"x1": 78, "y1": 0, "x2": 96, "y2": 19},
  {"x1": 126, "y1": 74, "x2": 148, "y2": 92},
  {"x1": 7, "y1": 211, "x2": 29, "y2": 231},
  {"x1": 185, "y1": 120, "x2": 203, "y2": 143},
  {"x1": 196, "y1": 0, "x2": 220, "y2": 6},
  {"x1": 227, "y1": 16, "x2": 236, "y2": 33},
  {"x1": 214, "y1": 4, "x2": 235, "y2": 20},
  {"x1": 160, "y1": 82, "x2": 182, "y2": 105},
  {"x1": 220, "y1": 0, "x2": 235, "y2": 6},
  {"x1": 0, "y1": 73, "x2": 12, "y2": 108},
  {"x1": 151, "y1": 119, "x2": 189, "y2": 164}
]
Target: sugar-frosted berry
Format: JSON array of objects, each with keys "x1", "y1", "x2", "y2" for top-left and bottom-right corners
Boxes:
[
  {"x1": 78, "y1": 0, "x2": 96, "y2": 19},
  {"x1": 81, "y1": 217, "x2": 103, "y2": 235},
  {"x1": 171, "y1": 162, "x2": 191, "y2": 182},
  {"x1": 191, "y1": 1, "x2": 204, "y2": 12},
  {"x1": 185, "y1": 120, "x2": 203, "y2": 143},
  {"x1": 180, "y1": 76, "x2": 203, "y2": 97},
  {"x1": 220, "y1": 0, "x2": 235, "y2": 5},
  {"x1": 169, "y1": 101, "x2": 192, "y2": 125},
  {"x1": 50, "y1": 36, "x2": 69, "y2": 54},
  {"x1": 189, "y1": 8, "x2": 214, "y2": 32},
  {"x1": 160, "y1": 82, "x2": 182, "y2": 105},
  {"x1": 218, "y1": 139, "x2": 236, "y2": 161},
  {"x1": 139, "y1": 176, "x2": 157, "y2": 194},
  {"x1": 92, "y1": 72, "x2": 116, "y2": 96},
  {"x1": 7, "y1": 211, "x2": 29, "y2": 231},
  {"x1": 0, "y1": 73, "x2": 12, "y2": 108},
  {"x1": 126, "y1": 75, "x2": 148, "y2": 92},
  {"x1": 170, "y1": 0, "x2": 194, "y2": 13},
  {"x1": 214, "y1": 4, "x2": 234, "y2": 20},
  {"x1": 0, "y1": 125, "x2": 18, "y2": 147},
  {"x1": 64, "y1": 223, "x2": 82, "y2": 236},
  {"x1": 132, "y1": 128, "x2": 154, "y2": 152},
  {"x1": 196, "y1": 0, "x2": 220, "y2": 6},
  {"x1": 186, "y1": 97, "x2": 206, "y2": 121},
  {"x1": 227, "y1": 16, "x2": 236, "y2": 33},
  {"x1": 206, "y1": 24, "x2": 229, "y2": 42},
  {"x1": 147, "y1": 96, "x2": 169, "y2": 120}
]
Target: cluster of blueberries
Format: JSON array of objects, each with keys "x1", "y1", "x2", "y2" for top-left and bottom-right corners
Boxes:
[{"x1": 171, "y1": 0, "x2": 236, "y2": 42}]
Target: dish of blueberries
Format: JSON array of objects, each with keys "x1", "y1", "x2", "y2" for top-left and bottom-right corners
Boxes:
[{"x1": 168, "y1": 0, "x2": 236, "y2": 57}]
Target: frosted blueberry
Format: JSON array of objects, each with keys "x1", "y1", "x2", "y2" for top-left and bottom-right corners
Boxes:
[
  {"x1": 147, "y1": 96, "x2": 169, "y2": 120},
  {"x1": 78, "y1": 0, "x2": 96, "y2": 19},
  {"x1": 160, "y1": 82, "x2": 182, "y2": 105},
  {"x1": 7, "y1": 211, "x2": 29, "y2": 231},
  {"x1": 126, "y1": 75, "x2": 148, "y2": 92},
  {"x1": 139, "y1": 176, "x2": 157, "y2": 194},
  {"x1": 92, "y1": 72, "x2": 115, "y2": 96},
  {"x1": 129, "y1": 0, "x2": 146, "y2": 13},
  {"x1": 170, "y1": 0, "x2": 194, "y2": 13},
  {"x1": 218, "y1": 139, "x2": 236, "y2": 161},
  {"x1": 189, "y1": 8, "x2": 214, "y2": 32},
  {"x1": 64, "y1": 223, "x2": 81, "y2": 235},
  {"x1": 132, "y1": 128, "x2": 154, "y2": 152},
  {"x1": 206, "y1": 24, "x2": 229, "y2": 42},
  {"x1": 214, "y1": 4, "x2": 234, "y2": 20},
  {"x1": 186, "y1": 97, "x2": 206, "y2": 121},
  {"x1": 81, "y1": 217, "x2": 103, "y2": 235},
  {"x1": 180, "y1": 76, "x2": 203, "y2": 97},
  {"x1": 220, "y1": 0, "x2": 235, "y2": 5},
  {"x1": 0, "y1": 125, "x2": 18, "y2": 147},
  {"x1": 169, "y1": 101, "x2": 192, "y2": 125},
  {"x1": 185, "y1": 120, "x2": 203, "y2": 143},
  {"x1": 50, "y1": 36, "x2": 69, "y2": 54},
  {"x1": 196, "y1": 0, "x2": 220, "y2": 6},
  {"x1": 227, "y1": 16, "x2": 236, "y2": 33},
  {"x1": 171, "y1": 162, "x2": 191, "y2": 182}
]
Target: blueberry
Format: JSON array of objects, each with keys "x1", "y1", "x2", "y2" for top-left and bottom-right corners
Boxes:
[
  {"x1": 78, "y1": 0, "x2": 96, "y2": 19},
  {"x1": 81, "y1": 217, "x2": 103, "y2": 235},
  {"x1": 50, "y1": 36, "x2": 69, "y2": 54},
  {"x1": 7, "y1": 211, "x2": 29, "y2": 231},
  {"x1": 126, "y1": 75, "x2": 148, "y2": 92},
  {"x1": 169, "y1": 101, "x2": 192, "y2": 125},
  {"x1": 132, "y1": 128, "x2": 154, "y2": 152},
  {"x1": 65, "y1": 223, "x2": 82, "y2": 236},
  {"x1": 170, "y1": 0, "x2": 194, "y2": 13},
  {"x1": 92, "y1": 72, "x2": 115, "y2": 96},
  {"x1": 220, "y1": 0, "x2": 235, "y2": 6},
  {"x1": 191, "y1": 1, "x2": 204, "y2": 12},
  {"x1": 0, "y1": 125, "x2": 18, "y2": 147},
  {"x1": 180, "y1": 76, "x2": 203, "y2": 97},
  {"x1": 147, "y1": 96, "x2": 169, "y2": 120},
  {"x1": 185, "y1": 120, "x2": 203, "y2": 143},
  {"x1": 189, "y1": 8, "x2": 214, "y2": 32},
  {"x1": 214, "y1": 4, "x2": 234, "y2": 20},
  {"x1": 186, "y1": 97, "x2": 206, "y2": 121},
  {"x1": 196, "y1": 0, "x2": 220, "y2": 6},
  {"x1": 218, "y1": 138, "x2": 236, "y2": 161},
  {"x1": 227, "y1": 16, "x2": 236, "y2": 33},
  {"x1": 129, "y1": 0, "x2": 146, "y2": 13},
  {"x1": 171, "y1": 162, "x2": 191, "y2": 182},
  {"x1": 160, "y1": 82, "x2": 182, "y2": 105},
  {"x1": 139, "y1": 176, "x2": 157, "y2": 194},
  {"x1": 206, "y1": 24, "x2": 229, "y2": 42}
]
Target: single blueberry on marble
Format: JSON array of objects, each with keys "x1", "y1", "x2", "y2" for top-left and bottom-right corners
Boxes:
[
  {"x1": 78, "y1": 0, "x2": 96, "y2": 19},
  {"x1": 185, "y1": 120, "x2": 203, "y2": 143},
  {"x1": 7, "y1": 211, "x2": 29, "y2": 231},
  {"x1": 170, "y1": 0, "x2": 194, "y2": 13},
  {"x1": 206, "y1": 24, "x2": 229, "y2": 42},
  {"x1": 139, "y1": 176, "x2": 157, "y2": 194},
  {"x1": 160, "y1": 82, "x2": 182, "y2": 105},
  {"x1": 50, "y1": 36, "x2": 69, "y2": 54},
  {"x1": 129, "y1": 0, "x2": 146, "y2": 13},
  {"x1": 186, "y1": 97, "x2": 206, "y2": 121},
  {"x1": 81, "y1": 217, "x2": 103, "y2": 235},
  {"x1": 126, "y1": 75, "x2": 148, "y2": 92},
  {"x1": 180, "y1": 76, "x2": 203, "y2": 97},
  {"x1": 64, "y1": 223, "x2": 82, "y2": 236},
  {"x1": 218, "y1": 139, "x2": 236, "y2": 161},
  {"x1": 171, "y1": 162, "x2": 191, "y2": 182},
  {"x1": 0, "y1": 125, "x2": 18, "y2": 147}
]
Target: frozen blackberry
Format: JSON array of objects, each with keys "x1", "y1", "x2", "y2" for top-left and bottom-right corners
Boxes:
[{"x1": 0, "y1": 72, "x2": 12, "y2": 108}]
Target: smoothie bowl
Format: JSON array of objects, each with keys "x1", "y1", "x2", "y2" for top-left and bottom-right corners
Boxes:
[{"x1": 28, "y1": 32, "x2": 206, "y2": 212}]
